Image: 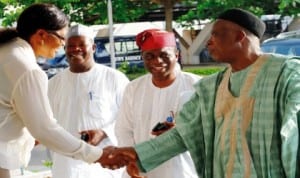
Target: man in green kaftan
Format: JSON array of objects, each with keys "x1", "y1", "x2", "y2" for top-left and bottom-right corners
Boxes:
[{"x1": 99, "y1": 8, "x2": 300, "y2": 178}]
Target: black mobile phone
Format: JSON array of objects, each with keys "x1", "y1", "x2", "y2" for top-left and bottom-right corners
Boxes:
[
  {"x1": 152, "y1": 122, "x2": 169, "y2": 132},
  {"x1": 80, "y1": 133, "x2": 89, "y2": 142}
]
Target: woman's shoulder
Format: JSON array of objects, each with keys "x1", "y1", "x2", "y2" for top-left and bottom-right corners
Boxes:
[{"x1": 1, "y1": 38, "x2": 40, "y2": 74}]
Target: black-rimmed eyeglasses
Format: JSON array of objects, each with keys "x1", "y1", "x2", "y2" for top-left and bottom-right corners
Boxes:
[{"x1": 47, "y1": 31, "x2": 65, "y2": 41}]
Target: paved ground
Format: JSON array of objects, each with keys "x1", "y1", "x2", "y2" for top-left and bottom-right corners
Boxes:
[{"x1": 29, "y1": 145, "x2": 52, "y2": 173}]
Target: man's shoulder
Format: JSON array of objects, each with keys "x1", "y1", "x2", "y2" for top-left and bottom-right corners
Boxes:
[
  {"x1": 48, "y1": 68, "x2": 69, "y2": 84},
  {"x1": 123, "y1": 74, "x2": 152, "y2": 92},
  {"x1": 94, "y1": 63, "x2": 117, "y2": 73},
  {"x1": 94, "y1": 63, "x2": 129, "y2": 79},
  {"x1": 129, "y1": 74, "x2": 150, "y2": 85},
  {"x1": 192, "y1": 70, "x2": 225, "y2": 93},
  {"x1": 265, "y1": 54, "x2": 300, "y2": 72}
]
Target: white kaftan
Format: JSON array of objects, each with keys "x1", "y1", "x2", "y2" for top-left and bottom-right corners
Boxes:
[
  {"x1": 115, "y1": 71, "x2": 201, "y2": 178},
  {"x1": 48, "y1": 64, "x2": 129, "y2": 178}
]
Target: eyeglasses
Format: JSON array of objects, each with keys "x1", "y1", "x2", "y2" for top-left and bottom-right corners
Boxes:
[{"x1": 47, "y1": 31, "x2": 65, "y2": 41}]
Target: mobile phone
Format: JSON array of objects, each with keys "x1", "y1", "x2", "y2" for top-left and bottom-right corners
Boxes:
[
  {"x1": 152, "y1": 122, "x2": 170, "y2": 132},
  {"x1": 80, "y1": 133, "x2": 89, "y2": 142}
]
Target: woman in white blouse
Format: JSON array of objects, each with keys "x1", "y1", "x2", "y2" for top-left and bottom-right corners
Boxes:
[{"x1": 0, "y1": 3, "x2": 102, "y2": 178}]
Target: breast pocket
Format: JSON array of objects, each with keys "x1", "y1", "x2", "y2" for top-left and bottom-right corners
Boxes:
[{"x1": 87, "y1": 92, "x2": 109, "y2": 120}]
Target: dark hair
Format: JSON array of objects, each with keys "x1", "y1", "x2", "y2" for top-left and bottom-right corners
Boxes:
[{"x1": 0, "y1": 3, "x2": 69, "y2": 43}]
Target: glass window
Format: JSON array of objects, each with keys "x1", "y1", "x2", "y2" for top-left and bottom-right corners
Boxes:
[{"x1": 290, "y1": 46, "x2": 300, "y2": 56}]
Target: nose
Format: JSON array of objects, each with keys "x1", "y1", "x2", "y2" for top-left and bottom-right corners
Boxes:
[
  {"x1": 152, "y1": 56, "x2": 164, "y2": 63},
  {"x1": 61, "y1": 40, "x2": 65, "y2": 47},
  {"x1": 69, "y1": 45, "x2": 83, "y2": 51},
  {"x1": 74, "y1": 46, "x2": 82, "y2": 50},
  {"x1": 206, "y1": 36, "x2": 213, "y2": 47}
]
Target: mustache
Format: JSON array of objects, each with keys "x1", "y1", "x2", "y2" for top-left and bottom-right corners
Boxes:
[{"x1": 68, "y1": 54, "x2": 83, "y2": 59}]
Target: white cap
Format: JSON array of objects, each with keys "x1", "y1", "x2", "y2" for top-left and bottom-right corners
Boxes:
[{"x1": 66, "y1": 24, "x2": 95, "y2": 40}]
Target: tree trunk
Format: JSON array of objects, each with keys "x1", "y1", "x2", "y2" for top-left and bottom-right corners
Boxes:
[
  {"x1": 164, "y1": 0, "x2": 174, "y2": 31},
  {"x1": 152, "y1": 0, "x2": 179, "y2": 32}
]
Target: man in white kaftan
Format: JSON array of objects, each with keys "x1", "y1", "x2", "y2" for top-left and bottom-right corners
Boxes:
[
  {"x1": 48, "y1": 24, "x2": 128, "y2": 178},
  {"x1": 115, "y1": 29, "x2": 200, "y2": 178}
]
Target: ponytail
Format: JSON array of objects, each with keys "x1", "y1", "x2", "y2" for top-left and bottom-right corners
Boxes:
[{"x1": 0, "y1": 28, "x2": 18, "y2": 44}]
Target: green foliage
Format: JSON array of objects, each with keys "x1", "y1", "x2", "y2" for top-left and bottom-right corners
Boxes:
[
  {"x1": 0, "y1": 3, "x2": 24, "y2": 27},
  {"x1": 117, "y1": 61, "x2": 147, "y2": 81},
  {"x1": 278, "y1": 0, "x2": 300, "y2": 16},
  {"x1": 183, "y1": 66, "x2": 224, "y2": 76},
  {"x1": 119, "y1": 65, "x2": 224, "y2": 81},
  {"x1": 177, "y1": 0, "x2": 297, "y2": 27},
  {"x1": 0, "y1": 0, "x2": 298, "y2": 30},
  {"x1": 42, "y1": 159, "x2": 53, "y2": 168},
  {"x1": 0, "y1": 0, "x2": 158, "y2": 26},
  {"x1": 117, "y1": 61, "x2": 130, "y2": 74}
]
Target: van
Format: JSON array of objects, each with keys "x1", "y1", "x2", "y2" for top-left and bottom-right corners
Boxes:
[
  {"x1": 261, "y1": 30, "x2": 300, "y2": 56},
  {"x1": 94, "y1": 35, "x2": 143, "y2": 68},
  {"x1": 261, "y1": 38, "x2": 300, "y2": 56}
]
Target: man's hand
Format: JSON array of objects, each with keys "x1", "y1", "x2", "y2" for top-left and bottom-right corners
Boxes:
[
  {"x1": 80, "y1": 129, "x2": 107, "y2": 146},
  {"x1": 34, "y1": 140, "x2": 40, "y2": 146},
  {"x1": 126, "y1": 162, "x2": 144, "y2": 178},
  {"x1": 151, "y1": 121, "x2": 175, "y2": 136},
  {"x1": 97, "y1": 146, "x2": 144, "y2": 178}
]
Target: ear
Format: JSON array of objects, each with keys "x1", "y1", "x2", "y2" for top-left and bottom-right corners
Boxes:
[
  {"x1": 29, "y1": 29, "x2": 46, "y2": 46},
  {"x1": 92, "y1": 43, "x2": 96, "y2": 52},
  {"x1": 35, "y1": 29, "x2": 47, "y2": 39},
  {"x1": 236, "y1": 30, "x2": 246, "y2": 42},
  {"x1": 174, "y1": 49, "x2": 179, "y2": 62}
]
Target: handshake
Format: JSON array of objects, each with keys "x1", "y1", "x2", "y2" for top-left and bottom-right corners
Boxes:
[{"x1": 97, "y1": 146, "x2": 144, "y2": 178}]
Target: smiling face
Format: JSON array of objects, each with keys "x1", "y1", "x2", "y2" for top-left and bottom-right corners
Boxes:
[
  {"x1": 65, "y1": 36, "x2": 96, "y2": 73},
  {"x1": 30, "y1": 26, "x2": 68, "y2": 59},
  {"x1": 142, "y1": 47, "x2": 178, "y2": 84}
]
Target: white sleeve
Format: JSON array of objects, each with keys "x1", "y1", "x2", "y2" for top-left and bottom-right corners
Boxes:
[
  {"x1": 102, "y1": 71, "x2": 129, "y2": 146},
  {"x1": 12, "y1": 69, "x2": 102, "y2": 163}
]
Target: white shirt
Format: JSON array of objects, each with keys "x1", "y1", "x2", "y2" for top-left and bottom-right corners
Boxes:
[
  {"x1": 115, "y1": 71, "x2": 201, "y2": 178},
  {"x1": 0, "y1": 38, "x2": 102, "y2": 169},
  {"x1": 48, "y1": 64, "x2": 129, "y2": 178}
]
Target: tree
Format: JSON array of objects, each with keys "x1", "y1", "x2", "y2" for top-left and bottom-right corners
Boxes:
[
  {"x1": 0, "y1": 0, "x2": 299, "y2": 28},
  {"x1": 177, "y1": 0, "x2": 299, "y2": 28},
  {"x1": 0, "y1": 0, "x2": 158, "y2": 26}
]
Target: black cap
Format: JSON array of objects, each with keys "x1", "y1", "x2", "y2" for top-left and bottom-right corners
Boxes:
[{"x1": 217, "y1": 8, "x2": 266, "y2": 39}]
